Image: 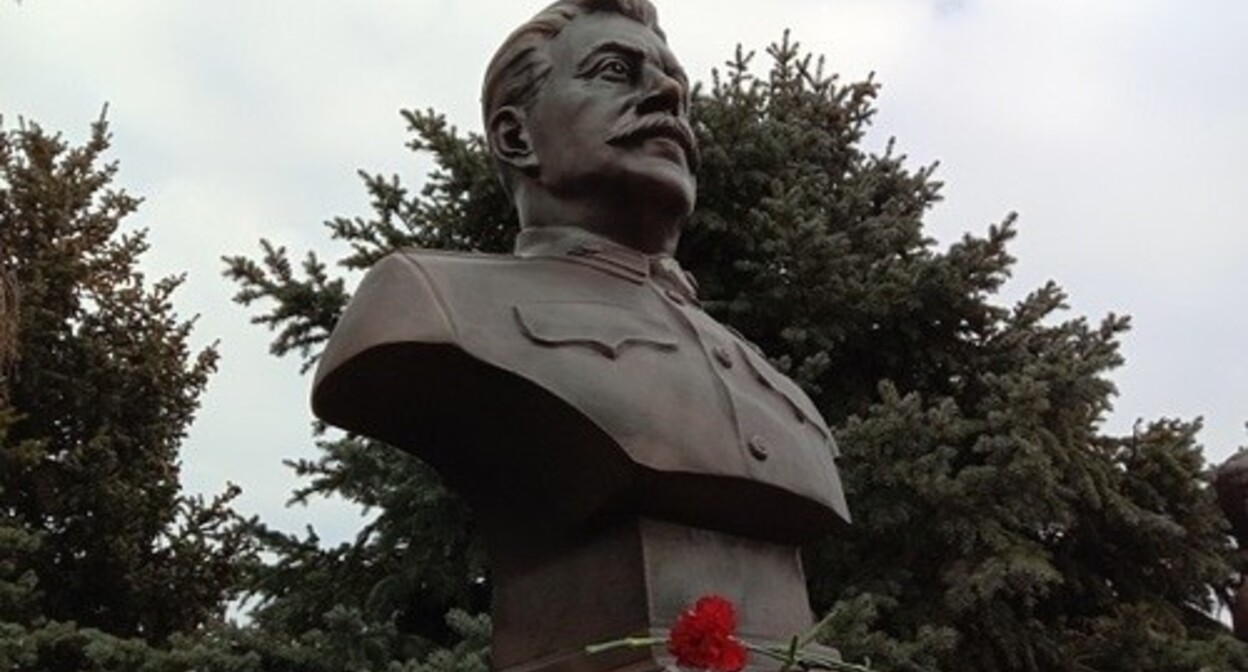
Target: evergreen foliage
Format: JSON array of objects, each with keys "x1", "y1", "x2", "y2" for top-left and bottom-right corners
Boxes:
[
  {"x1": 225, "y1": 36, "x2": 1245, "y2": 671},
  {"x1": 0, "y1": 115, "x2": 254, "y2": 669}
]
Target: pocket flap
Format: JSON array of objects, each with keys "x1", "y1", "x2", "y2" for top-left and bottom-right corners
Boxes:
[
  {"x1": 737, "y1": 342, "x2": 834, "y2": 444},
  {"x1": 514, "y1": 302, "x2": 679, "y2": 359}
]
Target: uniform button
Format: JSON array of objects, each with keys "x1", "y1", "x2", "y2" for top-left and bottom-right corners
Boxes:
[
  {"x1": 665, "y1": 288, "x2": 686, "y2": 305},
  {"x1": 747, "y1": 435, "x2": 770, "y2": 461},
  {"x1": 713, "y1": 346, "x2": 733, "y2": 368}
]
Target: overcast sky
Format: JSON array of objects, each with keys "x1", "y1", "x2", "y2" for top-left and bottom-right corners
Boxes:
[{"x1": 2, "y1": 0, "x2": 1245, "y2": 544}]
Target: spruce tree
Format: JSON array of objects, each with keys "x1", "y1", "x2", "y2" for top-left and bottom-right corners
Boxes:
[
  {"x1": 0, "y1": 114, "x2": 255, "y2": 670},
  {"x1": 226, "y1": 36, "x2": 1245, "y2": 671}
]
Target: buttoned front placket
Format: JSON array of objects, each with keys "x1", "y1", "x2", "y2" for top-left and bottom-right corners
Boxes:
[
  {"x1": 516, "y1": 227, "x2": 814, "y2": 478},
  {"x1": 646, "y1": 255, "x2": 789, "y2": 474}
]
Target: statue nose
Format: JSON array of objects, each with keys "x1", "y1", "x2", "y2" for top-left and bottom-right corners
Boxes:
[{"x1": 638, "y1": 66, "x2": 685, "y2": 117}]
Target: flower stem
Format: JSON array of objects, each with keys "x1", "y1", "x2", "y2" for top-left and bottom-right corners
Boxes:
[
  {"x1": 584, "y1": 636, "x2": 665, "y2": 655},
  {"x1": 743, "y1": 642, "x2": 875, "y2": 672},
  {"x1": 798, "y1": 610, "x2": 838, "y2": 648}
]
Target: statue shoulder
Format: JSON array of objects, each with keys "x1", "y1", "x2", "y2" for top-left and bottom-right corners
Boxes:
[
  {"x1": 387, "y1": 247, "x2": 535, "y2": 282},
  {"x1": 313, "y1": 250, "x2": 526, "y2": 386},
  {"x1": 312, "y1": 252, "x2": 456, "y2": 392}
]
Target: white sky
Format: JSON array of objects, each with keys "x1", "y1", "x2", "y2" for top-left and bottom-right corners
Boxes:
[{"x1": 2, "y1": 0, "x2": 1245, "y2": 544}]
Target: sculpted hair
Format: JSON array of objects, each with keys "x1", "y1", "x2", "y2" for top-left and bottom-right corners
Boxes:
[{"x1": 482, "y1": 0, "x2": 663, "y2": 188}]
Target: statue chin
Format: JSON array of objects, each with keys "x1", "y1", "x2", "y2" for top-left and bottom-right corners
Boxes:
[{"x1": 621, "y1": 155, "x2": 698, "y2": 217}]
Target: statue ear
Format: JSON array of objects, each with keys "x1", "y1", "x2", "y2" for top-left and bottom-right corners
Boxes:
[{"x1": 488, "y1": 106, "x2": 538, "y2": 171}]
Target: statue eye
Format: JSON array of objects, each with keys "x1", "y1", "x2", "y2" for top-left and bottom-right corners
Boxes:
[{"x1": 596, "y1": 57, "x2": 633, "y2": 81}]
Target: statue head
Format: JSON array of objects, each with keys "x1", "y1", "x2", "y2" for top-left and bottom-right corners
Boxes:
[{"x1": 482, "y1": 0, "x2": 698, "y2": 255}]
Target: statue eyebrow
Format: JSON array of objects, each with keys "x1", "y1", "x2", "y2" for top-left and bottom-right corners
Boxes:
[
  {"x1": 577, "y1": 39, "x2": 689, "y2": 88},
  {"x1": 577, "y1": 39, "x2": 646, "y2": 72}
]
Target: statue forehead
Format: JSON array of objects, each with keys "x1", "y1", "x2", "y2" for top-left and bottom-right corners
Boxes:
[{"x1": 545, "y1": 11, "x2": 683, "y2": 76}]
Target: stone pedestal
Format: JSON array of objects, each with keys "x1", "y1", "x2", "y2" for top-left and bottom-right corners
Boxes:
[{"x1": 490, "y1": 517, "x2": 815, "y2": 672}]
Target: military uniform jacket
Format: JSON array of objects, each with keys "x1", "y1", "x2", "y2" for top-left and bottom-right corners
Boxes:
[{"x1": 312, "y1": 228, "x2": 850, "y2": 544}]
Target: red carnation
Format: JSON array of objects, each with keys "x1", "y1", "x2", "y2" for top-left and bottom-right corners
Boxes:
[{"x1": 667, "y1": 595, "x2": 747, "y2": 672}]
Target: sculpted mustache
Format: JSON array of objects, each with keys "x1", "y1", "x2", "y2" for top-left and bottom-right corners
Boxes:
[{"x1": 607, "y1": 116, "x2": 701, "y2": 172}]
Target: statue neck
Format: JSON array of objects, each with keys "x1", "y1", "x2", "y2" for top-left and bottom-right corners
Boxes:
[{"x1": 514, "y1": 187, "x2": 681, "y2": 257}]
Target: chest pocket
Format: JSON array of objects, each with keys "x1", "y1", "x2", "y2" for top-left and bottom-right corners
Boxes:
[{"x1": 514, "y1": 302, "x2": 679, "y2": 360}]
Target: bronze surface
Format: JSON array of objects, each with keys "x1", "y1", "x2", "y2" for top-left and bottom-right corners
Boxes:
[{"x1": 312, "y1": 2, "x2": 851, "y2": 669}]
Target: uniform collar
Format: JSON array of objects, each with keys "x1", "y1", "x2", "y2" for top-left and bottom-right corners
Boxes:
[{"x1": 514, "y1": 227, "x2": 699, "y2": 303}]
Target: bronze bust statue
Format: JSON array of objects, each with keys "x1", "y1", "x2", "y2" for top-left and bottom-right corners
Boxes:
[{"x1": 312, "y1": 1, "x2": 850, "y2": 670}]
